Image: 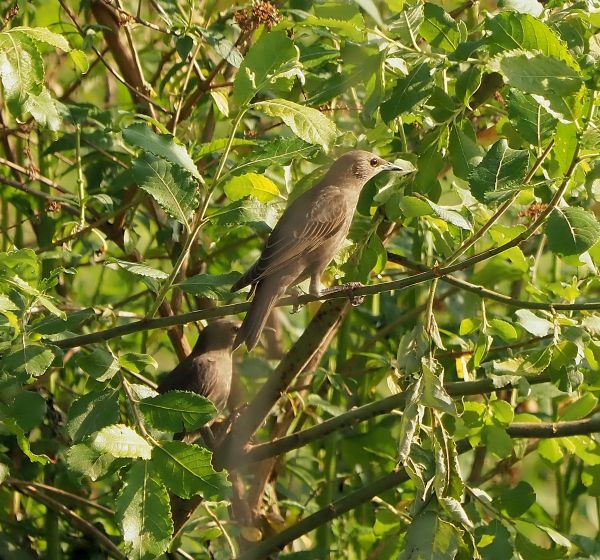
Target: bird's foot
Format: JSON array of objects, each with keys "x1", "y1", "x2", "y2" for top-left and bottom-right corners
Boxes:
[
  {"x1": 286, "y1": 286, "x2": 305, "y2": 314},
  {"x1": 319, "y1": 282, "x2": 365, "y2": 306}
]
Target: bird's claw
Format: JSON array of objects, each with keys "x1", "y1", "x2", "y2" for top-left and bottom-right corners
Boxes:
[{"x1": 344, "y1": 281, "x2": 365, "y2": 306}]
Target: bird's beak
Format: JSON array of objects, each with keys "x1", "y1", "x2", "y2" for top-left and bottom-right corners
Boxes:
[{"x1": 382, "y1": 159, "x2": 416, "y2": 176}]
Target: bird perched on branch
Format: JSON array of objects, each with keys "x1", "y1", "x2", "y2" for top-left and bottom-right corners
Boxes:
[
  {"x1": 231, "y1": 150, "x2": 416, "y2": 350},
  {"x1": 158, "y1": 319, "x2": 240, "y2": 436}
]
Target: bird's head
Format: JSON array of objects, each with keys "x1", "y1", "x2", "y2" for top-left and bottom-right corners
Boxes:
[
  {"x1": 193, "y1": 319, "x2": 241, "y2": 353},
  {"x1": 328, "y1": 150, "x2": 416, "y2": 185}
]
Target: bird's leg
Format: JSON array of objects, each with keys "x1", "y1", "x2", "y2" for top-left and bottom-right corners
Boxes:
[
  {"x1": 317, "y1": 281, "x2": 366, "y2": 306},
  {"x1": 286, "y1": 285, "x2": 304, "y2": 314}
]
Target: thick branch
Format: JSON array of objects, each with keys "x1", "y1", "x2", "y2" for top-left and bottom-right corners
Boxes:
[{"x1": 239, "y1": 372, "x2": 552, "y2": 466}]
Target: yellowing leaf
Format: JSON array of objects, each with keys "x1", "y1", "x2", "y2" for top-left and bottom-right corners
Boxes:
[{"x1": 223, "y1": 173, "x2": 280, "y2": 202}]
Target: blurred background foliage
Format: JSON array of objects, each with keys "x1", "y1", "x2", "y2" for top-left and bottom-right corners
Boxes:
[{"x1": 1, "y1": 0, "x2": 600, "y2": 558}]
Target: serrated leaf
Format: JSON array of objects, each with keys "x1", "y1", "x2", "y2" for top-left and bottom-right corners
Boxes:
[
  {"x1": 209, "y1": 198, "x2": 280, "y2": 231},
  {"x1": 10, "y1": 391, "x2": 47, "y2": 432},
  {"x1": 223, "y1": 172, "x2": 280, "y2": 203},
  {"x1": 490, "y1": 50, "x2": 584, "y2": 122},
  {"x1": 199, "y1": 29, "x2": 243, "y2": 68},
  {"x1": 91, "y1": 424, "x2": 152, "y2": 460},
  {"x1": 0, "y1": 31, "x2": 44, "y2": 112},
  {"x1": 151, "y1": 440, "x2": 230, "y2": 499},
  {"x1": 66, "y1": 443, "x2": 121, "y2": 481},
  {"x1": 132, "y1": 153, "x2": 199, "y2": 229},
  {"x1": 482, "y1": 424, "x2": 513, "y2": 458},
  {"x1": 119, "y1": 353, "x2": 157, "y2": 374},
  {"x1": 390, "y1": 4, "x2": 424, "y2": 47},
  {"x1": 420, "y1": 3, "x2": 460, "y2": 52},
  {"x1": 123, "y1": 123, "x2": 201, "y2": 180},
  {"x1": 421, "y1": 357, "x2": 457, "y2": 415},
  {"x1": 545, "y1": 207, "x2": 600, "y2": 256},
  {"x1": 232, "y1": 29, "x2": 297, "y2": 106},
  {"x1": 254, "y1": 99, "x2": 337, "y2": 152},
  {"x1": 485, "y1": 12, "x2": 575, "y2": 67},
  {"x1": 399, "y1": 510, "x2": 460, "y2": 560},
  {"x1": 301, "y1": 16, "x2": 365, "y2": 42},
  {"x1": 0, "y1": 344, "x2": 56, "y2": 377},
  {"x1": 426, "y1": 200, "x2": 472, "y2": 230},
  {"x1": 23, "y1": 87, "x2": 61, "y2": 130},
  {"x1": 449, "y1": 119, "x2": 484, "y2": 180},
  {"x1": 398, "y1": 379, "x2": 423, "y2": 463},
  {"x1": 177, "y1": 271, "x2": 242, "y2": 299},
  {"x1": 506, "y1": 89, "x2": 556, "y2": 147},
  {"x1": 108, "y1": 258, "x2": 169, "y2": 280},
  {"x1": 66, "y1": 389, "x2": 120, "y2": 442},
  {"x1": 69, "y1": 49, "x2": 88, "y2": 72},
  {"x1": 468, "y1": 139, "x2": 530, "y2": 203},
  {"x1": 140, "y1": 391, "x2": 216, "y2": 432},
  {"x1": 116, "y1": 461, "x2": 173, "y2": 560},
  {"x1": 380, "y1": 62, "x2": 433, "y2": 122},
  {"x1": 13, "y1": 27, "x2": 70, "y2": 52},
  {"x1": 76, "y1": 348, "x2": 119, "y2": 382},
  {"x1": 231, "y1": 137, "x2": 319, "y2": 176},
  {"x1": 33, "y1": 307, "x2": 95, "y2": 335}
]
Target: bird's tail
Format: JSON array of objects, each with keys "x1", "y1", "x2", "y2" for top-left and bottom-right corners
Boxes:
[{"x1": 234, "y1": 279, "x2": 283, "y2": 351}]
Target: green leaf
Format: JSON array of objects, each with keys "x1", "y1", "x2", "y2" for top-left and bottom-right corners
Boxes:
[
  {"x1": 132, "y1": 153, "x2": 199, "y2": 230},
  {"x1": 380, "y1": 62, "x2": 433, "y2": 122},
  {"x1": 108, "y1": 259, "x2": 169, "y2": 280},
  {"x1": 10, "y1": 391, "x2": 46, "y2": 432},
  {"x1": 506, "y1": 89, "x2": 556, "y2": 147},
  {"x1": 69, "y1": 49, "x2": 88, "y2": 72},
  {"x1": 538, "y1": 439, "x2": 564, "y2": 465},
  {"x1": 426, "y1": 200, "x2": 472, "y2": 230},
  {"x1": 475, "y1": 520, "x2": 514, "y2": 559},
  {"x1": 1, "y1": 419, "x2": 49, "y2": 464},
  {"x1": 33, "y1": 307, "x2": 95, "y2": 335},
  {"x1": 66, "y1": 389, "x2": 120, "y2": 442},
  {"x1": 0, "y1": 31, "x2": 44, "y2": 111},
  {"x1": 449, "y1": 119, "x2": 484, "y2": 180},
  {"x1": 468, "y1": 139, "x2": 530, "y2": 203},
  {"x1": 116, "y1": 461, "x2": 173, "y2": 560},
  {"x1": 231, "y1": 137, "x2": 319, "y2": 176},
  {"x1": 76, "y1": 348, "x2": 119, "y2": 382},
  {"x1": 515, "y1": 309, "x2": 553, "y2": 337},
  {"x1": 455, "y1": 66, "x2": 482, "y2": 108},
  {"x1": 151, "y1": 440, "x2": 230, "y2": 499},
  {"x1": 140, "y1": 391, "x2": 216, "y2": 432},
  {"x1": 490, "y1": 50, "x2": 584, "y2": 122},
  {"x1": 545, "y1": 207, "x2": 600, "y2": 256},
  {"x1": 554, "y1": 121, "x2": 577, "y2": 175},
  {"x1": 232, "y1": 29, "x2": 297, "y2": 106},
  {"x1": 499, "y1": 0, "x2": 543, "y2": 16},
  {"x1": 421, "y1": 357, "x2": 457, "y2": 415},
  {"x1": 399, "y1": 510, "x2": 460, "y2": 560},
  {"x1": 223, "y1": 172, "x2": 280, "y2": 203},
  {"x1": 352, "y1": 0, "x2": 383, "y2": 25},
  {"x1": 498, "y1": 481, "x2": 536, "y2": 517},
  {"x1": 66, "y1": 443, "x2": 122, "y2": 481},
  {"x1": 209, "y1": 198, "x2": 280, "y2": 231},
  {"x1": 177, "y1": 271, "x2": 242, "y2": 299},
  {"x1": 23, "y1": 87, "x2": 61, "y2": 130},
  {"x1": 254, "y1": 99, "x2": 337, "y2": 152},
  {"x1": 0, "y1": 344, "x2": 56, "y2": 378},
  {"x1": 485, "y1": 12, "x2": 575, "y2": 67},
  {"x1": 489, "y1": 318, "x2": 519, "y2": 342},
  {"x1": 123, "y1": 123, "x2": 201, "y2": 181},
  {"x1": 482, "y1": 424, "x2": 513, "y2": 458},
  {"x1": 490, "y1": 399, "x2": 515, "y2": 426},
  {"x1": 420, "y1": 3, "x2": 460, "y2": 52},
  {"x1": 559, "y1": 393, "x2": 598, "y2": 421},
  {"x1": 119, "y1": 353, "x2": 157, "y2": 374},
  {"x1": 391, "y1": 4, "x2": 424, "y2": 47},
  {"x1": 13, "y1": 27, "x2": 70, "y2": 52},
  {"x1": 91, "y1": 424, "x2": 152, "y2": 460},
  {"x1": 0, "y1": 463, "x2": 9, "y2": 484},
  {"x1": 398, "y1": 379, "x2": 423, "y2": 463},
  {"x1": 301, "y1": 14, "x2": 365, "y2": 42}
]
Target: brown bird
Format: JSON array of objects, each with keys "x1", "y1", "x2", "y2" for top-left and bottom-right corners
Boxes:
[
  {"x1": 158, "y1": 319, "x2": 240, "y2": 415},
  {"x1": 231, "y1": 150, "x2": 415, "y2": 350}
]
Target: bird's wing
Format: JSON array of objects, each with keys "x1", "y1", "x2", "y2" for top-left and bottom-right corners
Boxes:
[{"x1": 250, "y1": 187, "x2": 348, "y2": 282}]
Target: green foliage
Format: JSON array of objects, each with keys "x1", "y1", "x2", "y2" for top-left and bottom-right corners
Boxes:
[{"x1": 1, "y1": 0, "x2": 600, "y2": 558}]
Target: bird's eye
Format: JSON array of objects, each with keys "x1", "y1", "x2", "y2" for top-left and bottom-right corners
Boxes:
[{"x1": 370, "y1": 158, "x2": 379, "y2": 167}]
